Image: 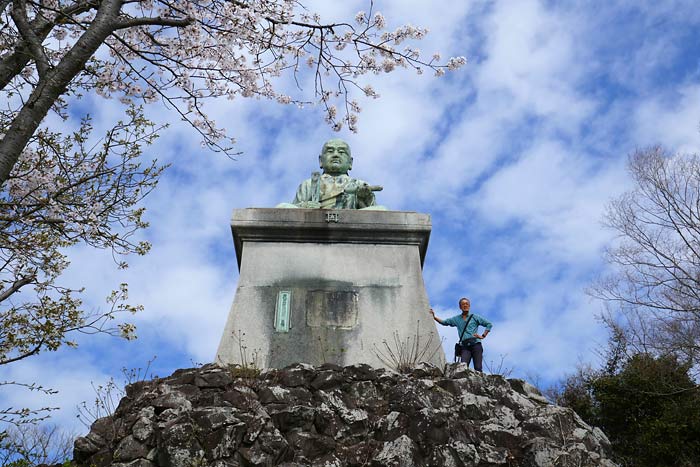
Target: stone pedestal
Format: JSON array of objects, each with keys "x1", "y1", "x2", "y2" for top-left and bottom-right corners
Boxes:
[{"x1": 216, "y1": 208, "x2": 446, "y2": 369}]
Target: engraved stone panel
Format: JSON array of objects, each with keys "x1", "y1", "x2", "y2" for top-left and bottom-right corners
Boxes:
[{"x1": 305, "y1": 290, "x2": 358, "y2": 328}]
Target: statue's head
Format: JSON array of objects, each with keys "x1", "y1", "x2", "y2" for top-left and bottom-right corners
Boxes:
[{"x1": 319, "y1": 139, "x2": 352, "y2": 175}]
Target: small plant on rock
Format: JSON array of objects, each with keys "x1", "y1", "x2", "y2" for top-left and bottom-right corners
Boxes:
[
  {"x1": 221, "y1": 330, "x2": 262, "y2": 379},
  {"x1": 373, "y1": 321, "x2": 443, "y2": 374}
]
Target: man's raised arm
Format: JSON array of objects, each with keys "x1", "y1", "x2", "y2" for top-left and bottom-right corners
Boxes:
[{"x1": 429, "y1": 308, "x2": 446, "y2": 325}]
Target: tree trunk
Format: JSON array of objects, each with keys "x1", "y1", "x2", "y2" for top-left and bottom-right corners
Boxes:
[{"x1": 0, "y1": 0, "x2": 123, "y2": 185}]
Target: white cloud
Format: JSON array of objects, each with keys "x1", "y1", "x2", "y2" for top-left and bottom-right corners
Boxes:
[
  {"x1": 472, "y1": 139, "x2": 628, "y2": 260},
  {"x1": 2, "y1": 353, "x2": 114, "y2": 435},
  {"x1": 477, "y1": 0, "x2": 596, "y2": 127},
  {"x1": 633, "y1": 84, "x2": 700, "y2": 153}
]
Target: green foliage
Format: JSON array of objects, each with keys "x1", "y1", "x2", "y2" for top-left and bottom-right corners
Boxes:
[
  {"x1": 5, "y1": 460, "x2": 31, "y2": 467},
  {"x1": 591, "y1": 354, "x2": 700, "y2": 467},
  {"x1": 555, "y1": 354, "x2": 700, "y2": 467},
  {"x1": 226, "y1": 364, "x2": 262, "y2": 380},
  {"x1": 550, "y1": 366, "x2": 598, "y2": 425}
]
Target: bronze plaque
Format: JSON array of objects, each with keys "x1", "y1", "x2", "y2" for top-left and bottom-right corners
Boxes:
[{"x1": 305, "y1": 290, "x2": 358, "y2": 328}]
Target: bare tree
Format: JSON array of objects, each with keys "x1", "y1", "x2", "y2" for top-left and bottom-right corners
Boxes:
[
  {"x1": 0, "y1": 423, "x2": 75, "y2": 466},
  {"x1": 591, "y1": 147, "x2": 700, "y2": 369}
]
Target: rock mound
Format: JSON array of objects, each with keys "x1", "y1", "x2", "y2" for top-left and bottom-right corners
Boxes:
[{"x1": 74, "y1": 363, "x2": 617, "y2": 467}]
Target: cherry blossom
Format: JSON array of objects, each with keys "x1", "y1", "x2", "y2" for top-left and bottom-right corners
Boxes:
[
  {"x1": 0, "y1": 106, "x2": 162, "y2": 426},
  {"x1": 0, "y1": 0, "x2": 466, "y2": 184}
]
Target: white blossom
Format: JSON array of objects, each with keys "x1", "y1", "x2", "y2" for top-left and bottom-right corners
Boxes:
[
  {"x1": 53, "y1": 28, "x2": 67, "y2": 41},
  {"x1": 447, "y1": 56, "x2": 467, "y2": 70},
  {"x1": 373, "y1": 12, "x2": 386, "y2": 29},
  {"x1": 363, "y1": 84, "x2": 379, "y2": 98},
  {"x1": 0, "y1": 107, "x2": 162, "y2": 387}
]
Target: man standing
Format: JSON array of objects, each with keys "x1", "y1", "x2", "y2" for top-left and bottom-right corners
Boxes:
[{"x1": 430, "y1": 298, "x2": 492, "y2": 371}]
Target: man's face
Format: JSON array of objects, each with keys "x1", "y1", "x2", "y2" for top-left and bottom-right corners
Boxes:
[
  {"x1": 459, "y1": 300, "x2": 470, "y2": 314},
  {"x1": 319, "y1": 140, "x2": 352, "y2": 175}
]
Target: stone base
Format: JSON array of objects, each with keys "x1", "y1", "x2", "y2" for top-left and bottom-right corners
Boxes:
[{"x1": 216, "y1": 208, "x2": 446, "y2": 369}]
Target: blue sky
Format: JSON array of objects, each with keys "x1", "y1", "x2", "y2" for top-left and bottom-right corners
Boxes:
[{"x1": 4, "y1": 0, "x2": 700, "y2": 434}]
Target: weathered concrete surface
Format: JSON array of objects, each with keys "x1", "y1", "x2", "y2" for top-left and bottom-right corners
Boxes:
[
  {"x1": 74, "y1": 363, "x2": 618, "y2": 467},
  {"x1": 216, "y1": 208, "x2": 445, "y2": 369}
]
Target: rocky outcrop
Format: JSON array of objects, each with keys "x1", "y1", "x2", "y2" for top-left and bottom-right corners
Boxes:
[{"x1": 74, "y1": 363, "x2": 617, "y2": 467}]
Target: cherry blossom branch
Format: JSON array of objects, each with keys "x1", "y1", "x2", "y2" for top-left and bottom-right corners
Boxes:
[
  {"x1": 0, "y1": 0, "x2": 123, "y2": 184},
  {"x1": 0, "y1": 1, "x2": 98, "y2": 90},
  {"x1": 10, "y1": 0, "x2": 50, "y2": 77},
  {"x1": 0, "y1": 274, "x2": 34, "y2": 303},
  {"x1": 114, "y1": 15, "x2": 193, "y2": 30},
  {"x1": 0, "y1": 341, "x2": 43, "y2": 365},
  {"x1": 1, "y1": 0, "x2": 467, "y2": 182}
]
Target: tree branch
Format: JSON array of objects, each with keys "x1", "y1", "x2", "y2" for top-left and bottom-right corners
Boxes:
[
  {"x1": 0, "y1": 0, "x2": 99, "y2": 94},
  {"x1": 114, "y1": 15, "x2": 192, "y2": 30},
  {"x1": 0, "y1": 341, "x2": 43, "y2": 365},
  {"x1": 0, "y1": 0, "x2": 11, "y2": 15},
  {"x1": 0, "y1": 0, "x2": 124, "y2": 186},
  {"x1": 0, "y1": 274, "x2": 35, "y2": 303},
  {"x1": 11, "y1": 0, "x2": 51, "y2": 78}
]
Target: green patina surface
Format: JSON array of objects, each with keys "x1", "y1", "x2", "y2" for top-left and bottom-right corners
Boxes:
[
  {"x1": 277, "y1": 139, "x2": 387, "y2": 210},
  {"x1": 274, "y1": 290, "x2": 291, "y2": 332}
]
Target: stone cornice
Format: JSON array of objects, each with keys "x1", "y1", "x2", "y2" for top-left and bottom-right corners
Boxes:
[{"x1": 230, "y1": 208, "x2": 431, "y2": 270}]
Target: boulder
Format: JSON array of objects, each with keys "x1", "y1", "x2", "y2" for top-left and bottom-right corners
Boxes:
[{"x1": 74, "y1": 363, "x2": 617, "y2": 467}]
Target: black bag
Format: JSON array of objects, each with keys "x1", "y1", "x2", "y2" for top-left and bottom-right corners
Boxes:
[{"x1": 454, "y1": 315, "x2": 474, "y2": 361}]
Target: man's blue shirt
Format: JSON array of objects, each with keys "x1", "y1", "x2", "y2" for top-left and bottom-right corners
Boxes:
[{"x1": 441, "y1": 313, "x2": 493, "y2": 343}]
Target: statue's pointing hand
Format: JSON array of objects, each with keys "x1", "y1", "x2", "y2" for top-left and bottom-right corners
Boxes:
[
  {"x1": 356, "y1": 183, "x2": 373, "y2": 207},
  {"x1": 348, "y1": 182, "x2": 382, "y2": 209}
]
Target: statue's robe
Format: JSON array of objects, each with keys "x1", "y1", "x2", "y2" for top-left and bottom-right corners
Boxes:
[{"x1": 292, "y1": 173, "x2": 377, "y2": 209}]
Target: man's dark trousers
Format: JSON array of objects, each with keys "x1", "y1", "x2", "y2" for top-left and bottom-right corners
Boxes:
[{"x1": 460, "y1": 342, "x2": 484, "y2": 372}]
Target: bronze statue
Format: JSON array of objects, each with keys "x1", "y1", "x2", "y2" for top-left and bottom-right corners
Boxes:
[{"x1": 277, "y1": 139, "x2": 386, "y2": 210}]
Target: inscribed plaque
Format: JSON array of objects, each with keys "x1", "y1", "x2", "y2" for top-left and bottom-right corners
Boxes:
[
  {"x1": 274, "y1": 290, "x2": 291, "y2": 332},
  {"x1": 305, "y1": 290, "x2": 358, "y2": 328}
]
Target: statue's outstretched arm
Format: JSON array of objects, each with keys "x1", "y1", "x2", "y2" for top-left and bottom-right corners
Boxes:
[{"x1": 346, "y1": 182, "x2": 382, "y2": 209}]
